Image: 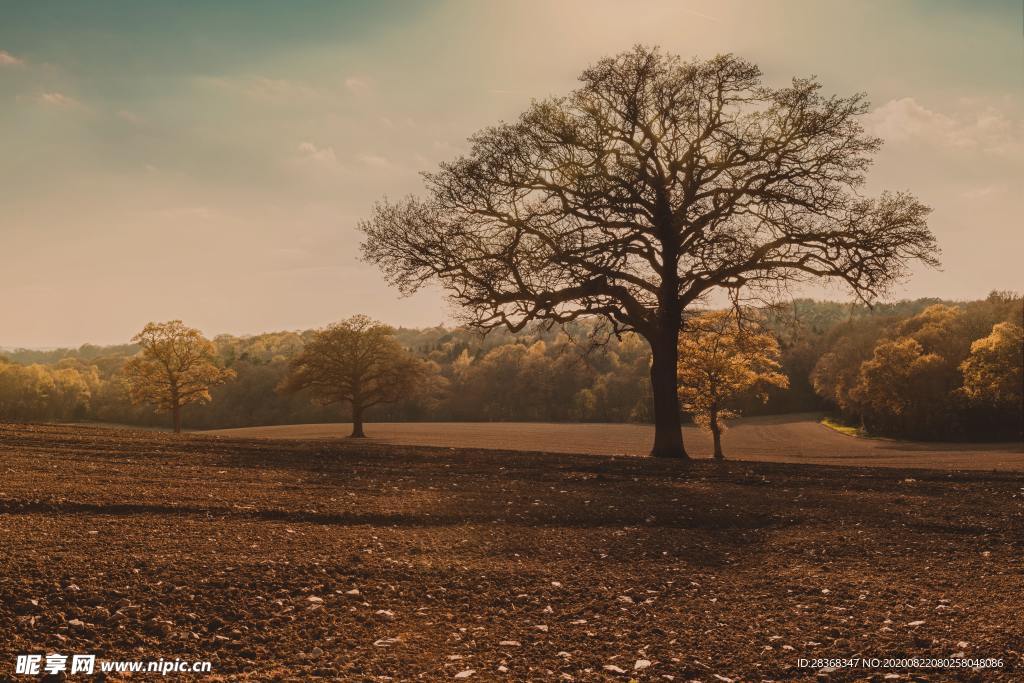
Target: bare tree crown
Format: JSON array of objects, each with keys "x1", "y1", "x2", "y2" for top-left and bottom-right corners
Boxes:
[{"x1": 361, "y1": 46, "x2": 937, "y2": 340}]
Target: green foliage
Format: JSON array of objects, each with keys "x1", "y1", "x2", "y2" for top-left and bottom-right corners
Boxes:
[{"x1": 819, "y1": 417, "x2": 865, "y2": 438}]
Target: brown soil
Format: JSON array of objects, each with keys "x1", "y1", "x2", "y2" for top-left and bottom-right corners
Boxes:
[
  {"x1": 1, "y1": 422, "x2": 1022, "y2": 682},
  {"x1": 205, "y1": 415, "x2": 1024, "y2": 471}
]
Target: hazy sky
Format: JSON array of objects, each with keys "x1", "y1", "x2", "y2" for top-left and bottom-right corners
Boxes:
[{"x1": 1, "y1": 0, "x2": 1022, "y2": 348}]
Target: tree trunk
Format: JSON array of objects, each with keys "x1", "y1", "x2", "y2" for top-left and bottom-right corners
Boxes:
[
  {"x1": 710, "y1": 404, "x2": 724, "y2": 460},
  {"x1": 172, "y1": 404, "x2": 182, "y2": 434},
  {"x1": 350, "y1": 403, "x2": 366, "y2": 438},
  {"x1": 649, "y1": 333, "x2": 689, "y2": 459}
]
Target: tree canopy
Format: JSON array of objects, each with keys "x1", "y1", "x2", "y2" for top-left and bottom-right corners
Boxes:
[
  {"x1": 278, "y1": 315, "x2": 433, "y2": 437},
  {"x1": 677, "y1": 311, "x2": 789, "y2": 458},
  {"x1": 960, "y1": 322, "x2": 1024, "y2": 413},
  {"x1": 361, "y1": 46, "x2": 938, "y2": 458},
  {"x1": 122, "y1": 321, "x2": 235, "y2": 433},
  {"x1": 812, "y1": 294, "x2": 1023, "y2": 439}
]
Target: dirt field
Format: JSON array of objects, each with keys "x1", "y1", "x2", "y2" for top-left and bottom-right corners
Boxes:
[
  {"x1": 1, "y1": 422, "x2": 1022, "y2": 682},
  {"x1": 206, "y1": 415, "x2": 1024, "y2": 471}
]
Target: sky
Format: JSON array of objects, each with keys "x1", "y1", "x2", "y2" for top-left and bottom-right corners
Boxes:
[{"x1": 1, "y1": 0, "x2": 1022, "y2": 348}]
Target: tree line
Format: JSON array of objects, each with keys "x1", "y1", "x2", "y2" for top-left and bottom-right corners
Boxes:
[
  {"x1": 1, "y1": 294, "x2": 1020, "y2": 443},
  {"x1": 809, "y1": 292, "x2": 1022, "y2": 439}
]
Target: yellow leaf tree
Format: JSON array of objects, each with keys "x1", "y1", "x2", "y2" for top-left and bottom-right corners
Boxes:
[
  {"x1": 677, "y1": 311, "x2": 789, "y2": 459},
  {"x1": 279, "y1": 315, "x2": 432, "y2": 438},
  {"x1": 848, "y1": 336, "x2": 958, "y2": 436},
  {"x1": 960, "y1": 321, "x2": 1024, "y2": 431},
  {"x1": 122, "y1": 321, "x2": 236, "y2": 433}
]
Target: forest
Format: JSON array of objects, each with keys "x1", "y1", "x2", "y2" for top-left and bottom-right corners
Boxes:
[{"x1": 1, "y1": 293, "x2": 1021, "y2": 440}]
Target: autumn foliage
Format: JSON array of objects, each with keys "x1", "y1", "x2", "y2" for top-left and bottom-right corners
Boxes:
[
  {"x1": 122, "y1": 321, "x2": 235, "y2": 433},
  {"x1": 677, "y1": 311, "x2": 789, "y2": 458},
  {"x1": 960, "y1": 322, "x2": 1024, "y2": 414},
  {"x1": 812, "y1": 293, "x2": 1023, "y2": 439},
  {"x1": 0, "y1": 296, "x2": 1019, "y2": 443},
  {"x1": 278, "y1": 315, "x2": 433, "y2": 437}
]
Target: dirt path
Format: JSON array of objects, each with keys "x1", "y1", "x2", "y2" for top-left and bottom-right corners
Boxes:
[{"x1": 205, "y1": 414, "x2": 1024, "y2": 471}]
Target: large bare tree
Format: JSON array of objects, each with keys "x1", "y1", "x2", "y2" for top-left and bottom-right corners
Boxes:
[{"x1": 361, "y1": 47, "x2": 938, "y2": 458}]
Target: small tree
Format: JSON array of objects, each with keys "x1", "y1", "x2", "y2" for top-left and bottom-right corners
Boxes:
[
  {"x1": 279, "y1": 315, "x2": 430, "y2": 437},
  {"x1": 361, "y1": 46, "x2": 937, "y2": 458},
  {"x1": 122, "y1": 321, "x2": 235, "y2": 433},
  {"x1": 677, "y1": 311, "x2": 788, "y2": 459}
]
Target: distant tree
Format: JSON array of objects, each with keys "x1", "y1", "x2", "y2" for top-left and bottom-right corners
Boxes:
[
  {"x1": 122, "y1": 321, "x2": 235, "y2": 433},
  {"x1": 279, "y1": 315, "x2": 431, "y2": 437},
  {"x1": 47, "y1": 366, "x2": 93, "y2": 419},
  {"x1": 0, "y1": 363, "x2": 54, "y2": 421},
  {"x1": 842, "y1": 306, "x2": 968, "y2": 437},
  {"x1": 810, "y1": 298, "x2": 1024, "y2": 439},
  {"x1": 677, "y1": 311, "x2": 788, "y2": 458},
  {"x1": 959, "y1": 322, "x2": 1024, "y2": 435},
  {"x1": 849, "y1": 337, "x2": 947, "y2": 436},
  {"x1": 361, "y1": 46, "x2": 937, "y2": 458}
]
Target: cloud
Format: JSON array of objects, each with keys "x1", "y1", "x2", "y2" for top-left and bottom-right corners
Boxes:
[
  {"x1": 961, "y1": 184, "x2": 1007, "y2": 201},
  {"x1": 0, "y1": 50, "x2": 23, "y2": 66},
  {"x1": 153, "y1": 206, "x2": 218, "y2": 222},
  {"x1": 38, "y1": 92, "x2": 80, "y2": 108},
  {"x1": 866, "y1": 97, "x2": 1023, "y2": 159},
  {"x1": 292, "y1": 141, "x2": 347, "y2": 179},
  {"x1": 298, "y1": 141, "x2": 338, "y2": 165},
  {"x1": 681, "y1": 8, "x2": 720, "y2": 23},
  {"x1": 197, "y1": 75, "x2": 328, "y2": 104},
  {"x1": 344, "y1": 76, "x2": 370, "y2": 94},
  {"x1": 357, "y1": 153, "x2": 396, "y2": 170},
  {"x1": 117, "y1": 110, "x2": 143, "y2": 125},
  {"x1": 379, "y1": 115, "x2": 417, "y2": 129},
  {"x1": 201, "y1": 74, "x2": 372, "y2": 104}
]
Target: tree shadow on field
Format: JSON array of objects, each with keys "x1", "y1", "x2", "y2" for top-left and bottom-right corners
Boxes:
[
  {"x1": 13, "y1": 426, "x2": 1021, "y2": 568},
  {"x1": 871, "y1": 439, "x2": 1024, "y2": 453},
  {"x1": 0, "y1": 493, "x2": 793, "y2": 533}
]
